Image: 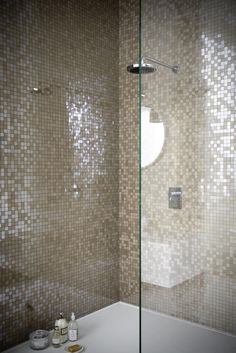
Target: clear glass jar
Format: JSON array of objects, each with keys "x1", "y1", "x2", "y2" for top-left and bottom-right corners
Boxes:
[{"x1": 29, "y1": 330, "x2": 50, "y2": 350}]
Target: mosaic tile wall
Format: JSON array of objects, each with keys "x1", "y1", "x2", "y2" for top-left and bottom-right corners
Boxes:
[
  {"x1": 0, "y1": 0, "x2": 119, "y2": 350},
  {"x1": 119, "y1": 0, "x2": 140, "y2": 305},
  {"x1": 141, "y1": 0, "x2": 236, "y2": 334},
  {"x1": 118, "y1": 0, "x2": 236, "y2": 336}
]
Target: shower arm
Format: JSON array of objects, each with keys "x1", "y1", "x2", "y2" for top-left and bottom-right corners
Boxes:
[{"x1": 142, "y1": 56, "x2": 179, "y2": 73}]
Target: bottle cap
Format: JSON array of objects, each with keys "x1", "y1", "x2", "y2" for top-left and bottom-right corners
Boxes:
[{"x1": 71, "y1": 312, "x2": 75, "y2": 320}]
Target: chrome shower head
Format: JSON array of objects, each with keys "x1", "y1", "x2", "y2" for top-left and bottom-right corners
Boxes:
[
  {"x1": 127, "y1": 62, "x2": 157, "y2": 74},
  {"x1": 127, "y1": 56, "x2": 179, "y2": 75}
]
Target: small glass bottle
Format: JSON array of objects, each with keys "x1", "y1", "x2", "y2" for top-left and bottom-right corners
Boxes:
[
  {"x1": 52, "y1": 326, "x2": 61, "y2": 348},
  {"x1": 68, "y1": 312, "x2": 79, "y2": 341}
]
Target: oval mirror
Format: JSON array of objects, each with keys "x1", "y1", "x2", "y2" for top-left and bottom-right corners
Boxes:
[{"x1": 141, "y1": 106, "x2": 165, "y2": 168}]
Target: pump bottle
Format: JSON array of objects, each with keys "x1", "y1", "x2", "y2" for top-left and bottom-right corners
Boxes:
[{"x1": 68, "y1": 312, "x2": 79, "y2": 342}]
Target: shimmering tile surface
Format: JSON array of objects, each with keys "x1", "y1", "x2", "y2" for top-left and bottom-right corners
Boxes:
[
  {"x1": 119, "y1": 0, "x2": 236, "y2": 335},
  {"x1": 0, "y1": 0, "x2": 119, "y2": 350},
  {"x1": 119, "y1": 0, "x2": 140, "y2": 305},
  {"x1": 141, "y1": 0, "x2": 236, "y2": 334}
]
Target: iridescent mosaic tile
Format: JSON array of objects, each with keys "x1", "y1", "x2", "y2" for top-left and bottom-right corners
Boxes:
[
  {"x1": 0, "y1": 0, "x2": 119, "y2": 350},
  {"x1": 119, "y1": 0, "x2": 236, "y2": 335},
  {"x1": 119, "y1": 0, "x2": 140, "y2": 306}
]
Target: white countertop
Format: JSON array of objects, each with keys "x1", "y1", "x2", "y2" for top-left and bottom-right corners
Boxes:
[
  {"x1": 3, "y1": 302, "x2": 139, "y2": 353},
  {"x1": 3, "y1": 302, "x2": 236, "y2": 353}
]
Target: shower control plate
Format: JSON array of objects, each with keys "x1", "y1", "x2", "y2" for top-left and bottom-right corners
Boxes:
[{"x1": 168, "y1": 187, "x2": 182, "y2": 209}]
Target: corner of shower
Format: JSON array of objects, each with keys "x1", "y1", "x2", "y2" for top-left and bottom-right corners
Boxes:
[{"x1": 137, "y1": 0, "x2": 236, "y2": 352}]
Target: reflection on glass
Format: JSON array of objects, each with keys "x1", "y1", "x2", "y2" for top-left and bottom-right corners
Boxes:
[{"x1": 141, "y1": 106, "x2": 165, "y2": 168}]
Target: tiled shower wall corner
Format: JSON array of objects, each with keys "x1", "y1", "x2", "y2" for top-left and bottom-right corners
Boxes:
[
  {"x1": 141, "y1": 0, "x2": 236, "y2": 334},
  {"x1": 118, "y1": 0, "x2": 236, "y2": 335},
  {"x1": 0, "y1": 0, "x2": 119, "y2": 350},
  {"x1": 119, "y1": 0, "x2": 139, "y2": 306}
]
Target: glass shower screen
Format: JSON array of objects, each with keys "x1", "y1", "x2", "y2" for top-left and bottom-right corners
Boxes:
[{"x1": 140, "y1": 0, "x2": 236, "y2": 352}]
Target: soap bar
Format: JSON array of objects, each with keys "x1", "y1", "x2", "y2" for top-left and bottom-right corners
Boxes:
[{"x1": 68, "y1": 344, "x2": 82, "y2": 352}]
